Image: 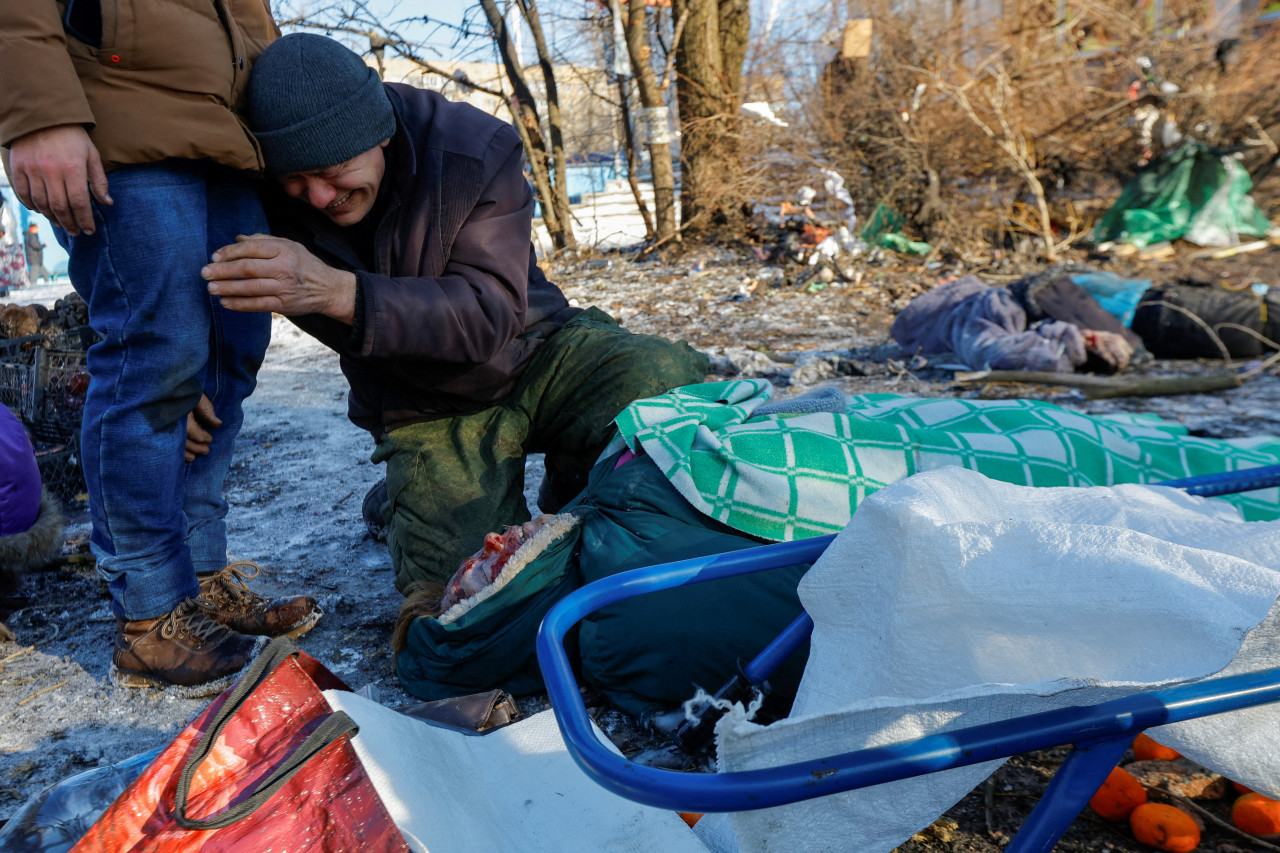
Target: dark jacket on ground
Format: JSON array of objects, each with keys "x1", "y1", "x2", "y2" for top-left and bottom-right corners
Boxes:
[{"x1": 266, "y1": 84, "x2": 578, "y2": 438}]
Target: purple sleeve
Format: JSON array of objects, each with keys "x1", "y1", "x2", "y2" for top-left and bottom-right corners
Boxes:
[{"x1": 0, "y1": 405, "x2": 42, "y2": 537}]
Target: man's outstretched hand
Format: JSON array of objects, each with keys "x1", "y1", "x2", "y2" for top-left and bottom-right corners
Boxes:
[
  {"x1": 8, "y1": 125, "x2": 112, "y2": 235},
  {"x1": 202, "y1": 234, "x2": 356, "y2": 324},
  {"x1": 185, "y1": 394, "x2": 222, "y2": 463}
]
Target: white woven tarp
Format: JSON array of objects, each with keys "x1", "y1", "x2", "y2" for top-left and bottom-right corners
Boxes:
[
  {"x1": 709, "y1": 467, "x2": 1280, "y2": 853},
  {"x1": 323, "y1": 694, "x2": 709, "y2": 853}
]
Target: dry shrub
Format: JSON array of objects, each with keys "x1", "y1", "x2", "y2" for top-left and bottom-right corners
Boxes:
[{"x1": 807, "y1": 0, "x2": 1280, "y2": 257}]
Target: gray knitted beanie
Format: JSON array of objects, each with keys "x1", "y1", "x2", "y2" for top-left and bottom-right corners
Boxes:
[{"x1": 248, "y1": 33, "x2": 397, "y2": 175}]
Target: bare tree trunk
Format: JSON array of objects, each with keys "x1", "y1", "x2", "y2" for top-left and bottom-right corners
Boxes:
[
  {"x1": 626, "y1": 0, "x2": 678, "y2": 242},
  {"x1": 514, "y1": 0, "x2": 577, "y2": 250},
  {"x1": 671, "y1": 0, "x2": 747, "y2": 236},
  {"x1": 718, "y1": 0, "x2": 749, "y2": 100},
  {"x1": 478, "y1": 0, "x2": 574, "y2": 251},
  {"x1": 615, "y1": 75, "x2": 656, "y2": 241}
]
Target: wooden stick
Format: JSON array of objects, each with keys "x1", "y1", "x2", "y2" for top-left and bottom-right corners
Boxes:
[
  {"x1": 1186, "y1": 240, "x2": 1272, "y2": 260},
  {"x1": 954, "y1": 370, "x2": 1241, "y2": 399},
  {"x1": 0, "y1": 646, "x2": 34, "y2": 665},
  {"x1": 18, "y1": 680, "x2": 69, "y2": 707}
]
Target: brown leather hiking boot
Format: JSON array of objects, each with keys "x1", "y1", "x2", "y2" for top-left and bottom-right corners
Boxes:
[
  {"x1": 198, "y1": 562, "x2": 323, "y2": 639},
  {"x1": 112, "y1": 598, "x2": 265, "y2": 695}
]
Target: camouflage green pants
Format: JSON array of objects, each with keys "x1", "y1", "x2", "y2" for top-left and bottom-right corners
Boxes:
[{"x1": 371, "y1": 308, "x2": 708, "y2": 594}]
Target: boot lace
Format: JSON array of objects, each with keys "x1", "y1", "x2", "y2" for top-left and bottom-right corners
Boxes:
[
  {"x1": 202, "y1": 562, "x2": 268, "y2": 614},
  {"x1": 159, "y1": 598, "x2": 225, "y2": 644}
]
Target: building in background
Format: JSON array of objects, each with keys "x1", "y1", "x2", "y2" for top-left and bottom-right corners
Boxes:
[
  {"x1": 374, "y1": 57, "x2": 617, "y2": 159},
  {"x1": 373, "y1": 56, "x2": 626, "y2": 203}
]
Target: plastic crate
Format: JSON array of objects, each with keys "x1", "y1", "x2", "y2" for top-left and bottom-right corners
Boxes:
[
  {"x1": 1, "y1": 328, "x2": 95, "y2": 506},
  {"x1": 32, "y1": 433, "x2": 85, "y2": 505},
  {"x1": 35, "y1": 343, "x2": 91, "y2": 441},
  {"x1": 0, "y1": 335, "x2": 42, "y2": 421}
]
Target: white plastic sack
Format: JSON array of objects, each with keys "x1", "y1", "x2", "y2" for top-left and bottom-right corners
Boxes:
[
  {"x1": 324, "y1": 693, "x2": 708, "y2": 853},
  {"x1": 715, "y1": 467, "x2": 1280, "y2": 853}
]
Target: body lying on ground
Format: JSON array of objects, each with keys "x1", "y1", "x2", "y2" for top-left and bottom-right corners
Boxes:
[
  {"x1": 892, "y1": 270, "x2": 1145, "y2": 373},
  {"x1": 390, "y1": 380, "x2": 1280, "y2": 721},
  {"x1": 893, "y1": 265, "x2": 1280, "y2": 371}
]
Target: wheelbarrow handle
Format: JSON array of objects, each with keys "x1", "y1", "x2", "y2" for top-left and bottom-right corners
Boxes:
[
  {"x1": 535, "y1": 555, "x2": 1280, "y2": 813},
  {"x1": 1157, "y1": 463, "x2": 1280, "y2": 497}
]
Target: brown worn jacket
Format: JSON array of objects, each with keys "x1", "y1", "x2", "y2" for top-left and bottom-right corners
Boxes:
[{"x1": 0, "y1": 0, "x2": 278, "y2": 172}]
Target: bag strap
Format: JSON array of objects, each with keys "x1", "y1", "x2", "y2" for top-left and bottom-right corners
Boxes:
[{"x1": 172, "y1": 637, "x2": 360, "y2": 830}]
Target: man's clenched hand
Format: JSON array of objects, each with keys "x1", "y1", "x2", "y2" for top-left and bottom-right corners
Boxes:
[
  {"x1": 9, "y1": 125, "x2": 112, "y2": 235},
  {"x1": 202, "y1": 234, "x2": 357, "y2": 324},
  {"x1": 185, "y1": 394, "x2": 222, "y2": 463}
]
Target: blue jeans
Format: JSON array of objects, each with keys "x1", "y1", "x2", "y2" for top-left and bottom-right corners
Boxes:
[{"x1": 59, "y1": 161, "x2": 271, "y2": 621}]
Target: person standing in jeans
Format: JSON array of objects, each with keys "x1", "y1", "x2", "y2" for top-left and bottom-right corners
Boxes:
[{"x1": 0, "y1": 1, "x2": 321, "y2": 694}]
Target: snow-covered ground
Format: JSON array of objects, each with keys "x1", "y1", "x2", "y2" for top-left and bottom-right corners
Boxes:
[
  {"x1": 534, "y1": 179, "x2": 655, "y2": 254},
  {"x1": 0, "y1": 304, "x2": 547, "y2": 818}
]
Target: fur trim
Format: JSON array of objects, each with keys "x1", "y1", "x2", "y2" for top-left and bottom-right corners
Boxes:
[
  {"x1": 436, "y1": 513, "x2": 580, "y2": 627},
  {"x1": 0, "y1": 489, "x2": 66, "y2": 587},
  {"x1": 390, "y1": 513, "x2": 580, "y2": 660}
]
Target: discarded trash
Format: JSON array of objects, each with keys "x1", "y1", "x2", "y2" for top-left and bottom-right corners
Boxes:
[
  {"x1": 820, "y1": 169, "x2": 856, "y2": 234},
  {"x1": 1093, "y1": 140, "x2": 1272, "y2": 249},
  {"x1": 859, "y1": 203, "x2": 904, "y2": 243},
  {"x1": 875, "y1": 232, "x2": 931, "y2": 254},
  {"x1": 740, "y1": 102, "x2": 788, "y2": 127},
  {"x1": 0, "y1": 746, "x2": 162, "y2": 853}
]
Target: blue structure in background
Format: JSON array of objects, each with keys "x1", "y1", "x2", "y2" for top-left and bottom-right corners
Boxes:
[{"x1": 531, "y1": 160, "x2": 627, "y2": 216}]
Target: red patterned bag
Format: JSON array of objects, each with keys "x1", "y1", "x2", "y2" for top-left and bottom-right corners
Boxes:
[{"x1": 71, "y1": 638, "x2": 411, "y2": 852}]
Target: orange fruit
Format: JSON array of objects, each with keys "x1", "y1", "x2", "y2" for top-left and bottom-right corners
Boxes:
[
  {"x1": 1231, "y1": 780, "x2": 1253, "y2": 795},
  {"x1": 1129, "y1": 802, "x2": 1201, "y2": 852},
  {"x1": 1232, "y1": 792, "x2": 1280, "y2": 838},
  {"x1": 1133, "y1": 733, "x2": 1182, "y2": 761},
  {"x1": 1089, "y1": 766, "x2": 1148, "y2": 821},
  {"x1": 677, "y1": 813, "x2": 703, "y2": 828}
]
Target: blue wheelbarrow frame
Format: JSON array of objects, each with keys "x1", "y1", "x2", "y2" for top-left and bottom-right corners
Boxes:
[{"x1": 535, "y1": 465, "x2": 1280, "y2": 853}]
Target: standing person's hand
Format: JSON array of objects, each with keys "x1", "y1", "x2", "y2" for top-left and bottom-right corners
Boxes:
[
  {"x1": 8, "y1": 125, "x2": 112, "y2": 235},
  {"x1": 202, "y1": 234, "x2": 357, "y2": 324},
  {"x1": 185, "y1": 394, "x2": 222, "y2": 463}
]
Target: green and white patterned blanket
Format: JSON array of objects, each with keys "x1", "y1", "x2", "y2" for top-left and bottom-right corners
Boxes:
[{"x1": 607, "y1": 380, "x2": 1280, "y2": 541}]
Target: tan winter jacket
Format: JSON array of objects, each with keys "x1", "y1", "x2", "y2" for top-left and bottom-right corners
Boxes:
[{"x1": 0, "y1": 0, "x2": 279, "y2": 172}]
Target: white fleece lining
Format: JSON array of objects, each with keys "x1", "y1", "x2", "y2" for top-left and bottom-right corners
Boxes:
[{"x1": 435, "y1": 513, "x2": 580, "y2": 626}]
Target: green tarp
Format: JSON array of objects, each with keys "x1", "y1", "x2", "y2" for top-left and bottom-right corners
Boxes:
[{"x1": 1093, "y1": 140, "x2": 1272, "y2": 248}]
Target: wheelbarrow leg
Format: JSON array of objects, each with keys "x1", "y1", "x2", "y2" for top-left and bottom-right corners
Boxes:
[{"x1": 1004, "y1": 734, "x2": 1133, "y2": 853}]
